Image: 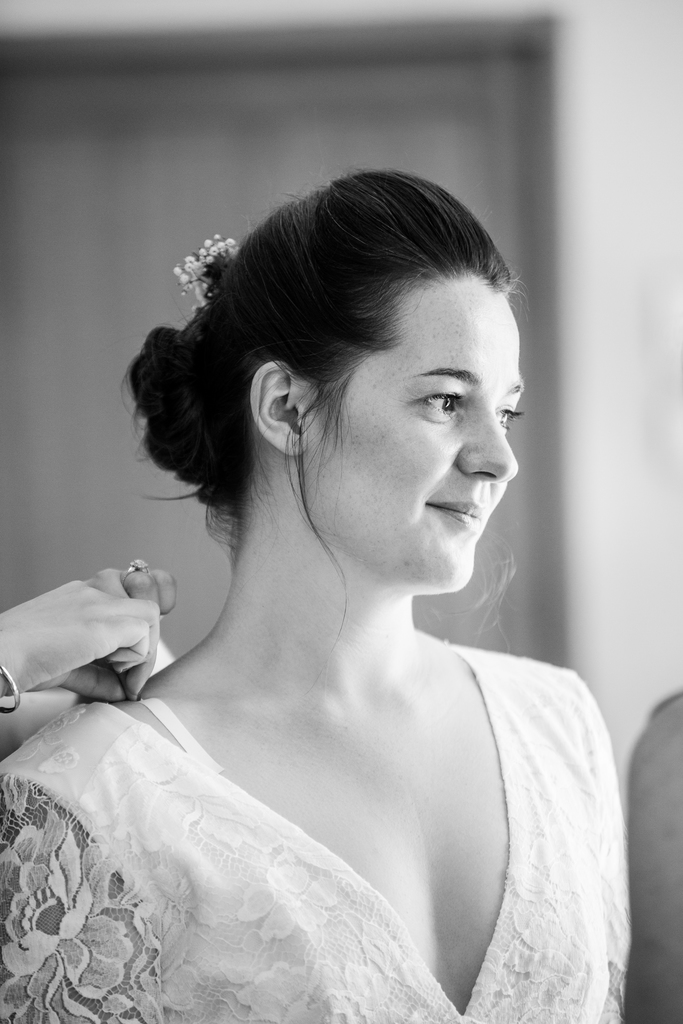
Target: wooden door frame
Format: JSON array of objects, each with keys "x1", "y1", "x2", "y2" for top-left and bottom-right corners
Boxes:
[{"x1": 0, "y1": 19, "x2": 553, "y2": 73}]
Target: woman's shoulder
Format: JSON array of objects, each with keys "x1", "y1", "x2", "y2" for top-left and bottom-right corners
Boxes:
[
  {"x1": 454, "y1": 643, "x2": 612, "y2": 760},
  {"x1": 0, "y1": 701, "x2": 136, "y2": 804},
  {"x1": 454, "y1": 643, "x2": 587, "y2": 701},
  {"x1": 452, "y1": 645, "x2": 623, "y2": 835}
]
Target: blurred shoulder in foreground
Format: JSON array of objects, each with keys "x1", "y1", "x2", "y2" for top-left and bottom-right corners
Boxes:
[{"x1": 626, "y1": 690, "x2": 683, "y2": 1022}]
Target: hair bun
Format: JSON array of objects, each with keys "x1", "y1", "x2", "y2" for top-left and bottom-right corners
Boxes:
[{"x1": 127, "y1": 324, "x2": 216, "y2": 498}]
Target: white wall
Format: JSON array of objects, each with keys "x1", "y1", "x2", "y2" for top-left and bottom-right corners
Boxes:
[{"x1": 3, "y1": 0, "x2": 683, "y2": 785}]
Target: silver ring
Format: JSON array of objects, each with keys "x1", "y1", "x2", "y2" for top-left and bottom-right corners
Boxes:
[
  {"x1": 0, "y1": 665, "x2": 21, "y2": 714},
  {"x1": 120, "y1": 559, "x2": 151, "y2": 586}
]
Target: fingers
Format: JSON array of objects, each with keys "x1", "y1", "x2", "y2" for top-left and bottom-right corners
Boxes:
[
  {"x1": 120, "y1": 621, "x2": 160, "y2": 701},
  {"x1": 106, "y1": 640, "x2": 152, "y2": 666},
  {"x1": 86, "y1": 568, "x2": 128, "y2": 598},
  {"x1": 59, "y1": 662, "x2": 127, "y2": 701},
  {"x1": 122, "y1": 659, "x2": 154, "y2": 702},
  {"x1": 80, "y1": 566, "x2": 175, "y2": 702},
  {"x1": 110, "y1": 599, "x2": 160, "y2": 701},
  {"x1": 118, "y1": 571, "x2": 175, "y2": 699},
  {"x1": 152, "y1": 570, "x2": 176, "y2": 615},
  {"x1": 123, "y1": 569, "x2": 176, "y2": 615},
  {"x1": 1, "y1": 571, "x2": 175, "y2": 696},
  {"x1": 87, "y1": 567, "x2": 176, "y2": 612}
]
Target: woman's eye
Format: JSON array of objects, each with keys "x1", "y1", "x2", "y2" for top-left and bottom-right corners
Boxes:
[
  {"x1": 499, "y1": 408, "x2": 524, "y2": 432},
  {"x1": 424, "y1": 393, "x2": 460, "y2": 416},
  {"x1": 423, "y1": 394, "x2": 525, "y2": 430}
]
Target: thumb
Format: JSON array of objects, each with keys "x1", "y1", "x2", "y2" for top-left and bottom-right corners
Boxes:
[{"x1": 58, "y1": 663, "x2": 127, "y2": 701}]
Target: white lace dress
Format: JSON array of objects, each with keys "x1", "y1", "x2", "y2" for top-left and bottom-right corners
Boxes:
[{"x1": 0, "y1": 647, "x2": 628, "y2": 1023}]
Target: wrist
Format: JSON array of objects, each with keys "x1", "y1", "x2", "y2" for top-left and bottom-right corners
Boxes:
[{"x1": 0, "y1": 641, "x2": 26, "y2": 694}]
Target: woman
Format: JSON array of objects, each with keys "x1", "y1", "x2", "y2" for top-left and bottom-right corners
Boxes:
[{"x1": 0, "y1": 170, "x2": 627, "y2": 1022}]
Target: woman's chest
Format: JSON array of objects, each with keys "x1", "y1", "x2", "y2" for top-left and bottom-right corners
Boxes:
[
  {"x1": 106, "y1": 692, "x2": 614, "y2": 1022},
  {"x1": 182, "y1": 699, "x2": 509, "y2": 1014}
]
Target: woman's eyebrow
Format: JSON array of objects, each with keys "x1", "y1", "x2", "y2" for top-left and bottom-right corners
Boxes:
[
  {"x1": 417, "y1": 368, "x2": 482, "y2": 385},
  {"x1": 416, "y1": 368, "x2": 525, "y2": 395}
]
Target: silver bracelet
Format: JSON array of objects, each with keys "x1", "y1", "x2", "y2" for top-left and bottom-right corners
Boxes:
[{"x1": 0, "y1": 665, "x2": 21, "y2": 714}]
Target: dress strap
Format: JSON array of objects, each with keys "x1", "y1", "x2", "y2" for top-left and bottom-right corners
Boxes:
[{"x1": 140, "y1": 697, "x2": 224, "y2": 774}]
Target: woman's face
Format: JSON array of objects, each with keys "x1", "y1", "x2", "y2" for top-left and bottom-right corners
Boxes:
[{"x1": 307, "y1": 275, "x2": 522, "y2": 595}]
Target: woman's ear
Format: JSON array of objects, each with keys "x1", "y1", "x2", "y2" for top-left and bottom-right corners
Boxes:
[{"x1": 250, "y1": 361, "x2": 311, "y2": 456}]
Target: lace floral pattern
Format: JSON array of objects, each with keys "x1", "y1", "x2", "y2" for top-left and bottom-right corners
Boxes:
[
  {"x1": 0, "y1": 649, "x2": 629, "y2": 1023},
  {"x1": 0, "y1": 775, "x2": 163, "y2": 1023}
]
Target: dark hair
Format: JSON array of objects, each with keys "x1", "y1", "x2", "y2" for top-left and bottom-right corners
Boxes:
[{"x1": 127, "y1": 168, "x2": 514, "y2": 546}]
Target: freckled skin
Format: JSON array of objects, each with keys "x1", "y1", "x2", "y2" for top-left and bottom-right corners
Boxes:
[{"x1": 307, "y1": 276, "x2": 521, "y2": 594}]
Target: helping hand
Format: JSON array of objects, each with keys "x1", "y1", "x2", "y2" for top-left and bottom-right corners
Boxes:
[{"x1": 0, "y1": 568, "x2": 176, "y2": 703}]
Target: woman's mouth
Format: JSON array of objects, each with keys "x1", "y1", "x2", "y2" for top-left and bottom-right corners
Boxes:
[{"x1": 426, "y1": 502, "x2": 485, "y2": 530}]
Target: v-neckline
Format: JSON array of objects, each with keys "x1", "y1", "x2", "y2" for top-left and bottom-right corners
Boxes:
[{"x1": 112, "y1": 645, "x2": 511, "y2": 1021}]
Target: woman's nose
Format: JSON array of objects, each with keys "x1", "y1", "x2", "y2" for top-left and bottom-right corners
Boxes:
[{"x1": 455, "y1": 418, "x2": 519, "y2": 483}]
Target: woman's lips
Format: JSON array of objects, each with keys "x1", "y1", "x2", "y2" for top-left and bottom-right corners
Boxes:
[{"x1": 427, "y1": 503, "x2": 485, "y2": 529}]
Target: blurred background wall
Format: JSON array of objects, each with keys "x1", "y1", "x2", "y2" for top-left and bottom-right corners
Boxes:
[{"x1": 1, "y1": 0, "x2": 682, "y2": 790}]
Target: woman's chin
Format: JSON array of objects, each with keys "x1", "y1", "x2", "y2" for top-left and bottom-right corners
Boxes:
[{"x1": 408, "y1": 554, "x2": 476, "y2": 596}]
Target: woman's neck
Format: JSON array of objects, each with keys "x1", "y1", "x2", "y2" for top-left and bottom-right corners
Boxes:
[{"x1": 195, "y1": 515, "x2": 424, "y2": 708}]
